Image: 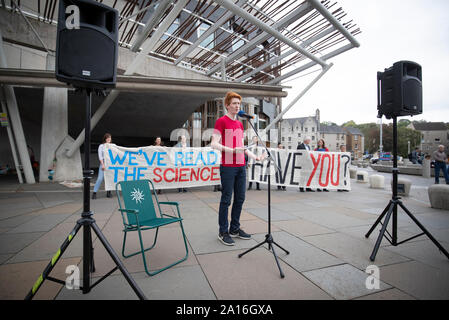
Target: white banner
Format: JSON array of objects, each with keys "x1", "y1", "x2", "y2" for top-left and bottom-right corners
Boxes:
[
  {"x1": 247, "y1": 147, "x2": 351, "y2": 190},
  {"x1": 104, "y1": 144, "x2": 221, "y2": 190},
  {"x1": 103, "y1": 144, "x2": 351, "y2": 191}
]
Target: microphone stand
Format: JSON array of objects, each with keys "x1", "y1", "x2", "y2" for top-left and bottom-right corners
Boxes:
[{"x1": 238, "y1": 118, "x2": 290, "y2": 278}]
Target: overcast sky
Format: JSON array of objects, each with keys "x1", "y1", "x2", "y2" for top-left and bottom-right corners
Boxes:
[{"x1": 281, "y1": 0, "x2": 449, "y2": 125}]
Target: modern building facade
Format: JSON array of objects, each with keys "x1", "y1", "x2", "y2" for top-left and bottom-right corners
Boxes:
[{"x1": 0, "y1": 0, "x2": 360, "y2": 183}]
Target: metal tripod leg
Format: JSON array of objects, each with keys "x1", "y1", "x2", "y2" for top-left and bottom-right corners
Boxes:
[
  {"x1": 370, "y1": 202, "x2": 394, "y2": 261},
  {"x1": 398, "y1": 201, "x2": 449, "y2": 259},
  {"x1": 90, "y1": 221, "x2": 146, "y2": 300},
  {"x1": 269, "y1": 241, "x2": 285, "y2": 279},
  {"x1": 366, "y1": 200, "x2": 392, "y2": 238},
  {"x1": 25, "y1": 222, "x2": 83, "y2": 300},
  {"x1": 272, "y1": 240, "x2": 290, "y2": 255},
  {"x1": 238, "y1": 239, "x2": 266, "y2": 258}
]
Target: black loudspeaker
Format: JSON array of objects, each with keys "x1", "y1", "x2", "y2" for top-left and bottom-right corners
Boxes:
[
  {"x1": 56, "y1": 0, "x2": 119, "y2": 89},
  {"x1": 377, "y1": 61, "x2": 422, "y2": 119}
]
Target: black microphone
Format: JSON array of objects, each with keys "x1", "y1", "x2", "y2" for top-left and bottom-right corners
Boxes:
[{"x1": 237, "y1": 110, "x2": 254, "y2": 119}]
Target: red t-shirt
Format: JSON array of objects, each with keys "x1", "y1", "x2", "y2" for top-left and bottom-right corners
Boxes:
[{"x1": 214, "y1": 115, "x2": 245, "y2": 167}]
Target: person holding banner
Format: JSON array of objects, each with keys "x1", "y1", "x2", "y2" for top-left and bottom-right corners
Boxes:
[
  {"x1": 297, "y1": 137, "x2": 315, "y2": 192},
  {"x1": 92, "y1": 133, "x2": 112, "y2": 200},
  {"x1": 153, "y1": 137, "x2": 164, "y2": 194},
  {"x1": 315, "y1": 139, "x2": 329, "y2": 192},
  {"x1": 176, "y1": 135, "x2": 190, "y2": 193},
  {"x1": 212, "y1": 91, "x2": 265, "y2": 246},
  {"x1": 153, "y1": 136, "x2": 164, "y2": 147},
  {"x1": 277, "y1": 143, "x2": 287, "y2": 191}
]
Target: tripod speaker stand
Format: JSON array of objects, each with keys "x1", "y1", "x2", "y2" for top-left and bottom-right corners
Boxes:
[
  {"x1": 25, "y1": 89, "x2": 146, "y2": 300},
  {"x1": 365, "y1": 116, "x2": 449, "y2": 262},
  {"x1": 238, "y1": 121, "x2": 289, "y2": 278}
]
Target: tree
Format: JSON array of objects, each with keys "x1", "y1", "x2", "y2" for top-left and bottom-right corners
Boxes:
[
  {"x1": 321, "y1": 121, "x2": 337, "y2": 126},
  {"x1": 398, "y1": 119, "x2": 411, "y2": 128},
  {"x1": 342, "y1": 120, "x2": 357, "y2": 127}
]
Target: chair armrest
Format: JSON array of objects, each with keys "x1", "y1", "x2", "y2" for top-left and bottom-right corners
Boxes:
[
  {"x1": 159, "y1": 202, "x2": 182, "y2": 219},
  {"x1": 159, "y1": 201, "x2": 179, "y2": 206},
  {"x1": 119, "y1": 208, "x2": 139, "y2": 215}
]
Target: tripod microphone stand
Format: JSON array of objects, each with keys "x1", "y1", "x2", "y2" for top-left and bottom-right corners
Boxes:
[
  {"x1": 238, "y1": 121, "x2": 289, "y2": 278},
  {"x1": 25, "y1": 88, "x2": 146, "y2": 300},
  {"x1": 365, "y1": 115, "x2": 449, "y2": 262}
]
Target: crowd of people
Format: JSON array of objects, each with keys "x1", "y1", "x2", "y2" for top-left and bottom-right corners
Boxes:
[{"x1": 90, "y1": 91, "x2": 448, "y2": 248}]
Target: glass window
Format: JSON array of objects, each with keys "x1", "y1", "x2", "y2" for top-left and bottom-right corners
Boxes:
[
  {"x1": 161, "y1": 18, "x2": 179, "y2": 41},
  {"x1": 197, "y1": 22, "x2": 214, "y2": 49}
]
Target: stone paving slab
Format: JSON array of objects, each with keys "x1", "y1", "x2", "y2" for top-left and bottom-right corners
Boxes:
[
  {"x1": 302, "y1": 264, "x2": 391, "y2": 300},
  {"x1": 274, "y1": 219, "x2": 335, "y2": 237},
  {"x1": 0, "y1": 196, "x2": 44, "y2": 219},
  {"x1": 292, "y1": 209, "x2": 373, "y2": 230},
  {"x1": 303, "y1": 232, "x2": 411, "y2": 270},
  {"x1": 6, "y1": 213, "x2": 73, "y2": 234},
  {"x1": 197, "y1": 249, "x2": 332, "y2": 300},
  {"x1": 5, "y1": 219, "x2": 108, "y2": 264},
  {"x1": 383, "y1": 239, "x2": 449, "y2": 272},
  {"x1": 57, "y1": 265, "x2": 216, "y2": 300},
  {"x1": 0, "y1": 232, "x2": 45, "y2": 254},
  {"x1": 336, "y1": 225, "x2": 426, "y2": 248},
  {"x1": 0, "y1": 257, "x2": 82, "y2": 300},
  {"x1": 400, "y1": 225, "x2": 449, "y2": 243},
  {"x1": 0, "y1": 213, "x2": 37, "y2": 229},
  {"x1": 354, "y1": 288, "x2": 416, "y2": 300},
  {"x1": 182, "y1": 217, "x2": 260, "y2": 255},
  {"x1": 379, "y1": 261, "x2": 449, "y2": 300},
  {"x1": 245, "y1": 207, "x2": 297, "y2": 222},
  {"x1": 253, "y1": 231, "x2": 343, "y2": 272}
]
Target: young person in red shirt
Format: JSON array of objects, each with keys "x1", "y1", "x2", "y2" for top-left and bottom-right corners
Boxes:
[{"x1": 211, "y1": 91, "x2": 264, "y2": 246}]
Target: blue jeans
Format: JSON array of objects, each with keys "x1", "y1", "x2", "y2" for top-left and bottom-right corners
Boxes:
[
  {"x1": 93, "y1": 167, "x2": 104, "y2": 192},
  {"x1": 434, "y1": 161, "x2": 449, "y2": 184},
  {"x1": 218, "y1": 165, "x2": 246, "y2": 234}
]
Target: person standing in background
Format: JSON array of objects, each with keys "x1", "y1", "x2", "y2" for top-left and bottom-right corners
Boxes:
[
  {"x1": 297, "y1": 137, "x2": 314, "y2": 192},
  {"x1": 314, "y1": 139, "x2": 329, "y2": 192},
  {"x1": 92, "y1": 133, "x2": 112, "y2": 200},
  {"x1": 433, "y1": 145, "x2": 449, "y2": 184},
  {"x1": 176, "y1": 135, "x2": 189, "y2": 193},
  {"x1": 277, "y1": 143, "x2": 286, "y2": 191},
  {"x1": 153, "y1": 137, "x2": 164, "y2": 194}
]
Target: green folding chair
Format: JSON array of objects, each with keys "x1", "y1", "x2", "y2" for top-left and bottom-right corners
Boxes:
[{"x1": 115, "y1": 179, "x2": 188, "y2": 276}]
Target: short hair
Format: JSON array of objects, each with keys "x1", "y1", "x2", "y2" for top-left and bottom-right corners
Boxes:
[
  {"x1": 102, "y1": 133, "x2": 111, "y2": 143},
  {"x1": 304, "y1": 136, "x2": 312, "y2": 141},
  {"x1": 224, "y1": 91, "x2": 242, "y2": 106}
]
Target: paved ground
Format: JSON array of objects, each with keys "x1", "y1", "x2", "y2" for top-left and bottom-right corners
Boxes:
[{"x1": 0, "y1": 167, "x2": 448, "y2": 300}]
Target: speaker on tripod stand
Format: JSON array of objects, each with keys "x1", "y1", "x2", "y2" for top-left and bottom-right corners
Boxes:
[
  {"x1": 365, "y1": 61, "x2": 449, "y2": 262},
  {"x1": 25, "y1": 0, "x2": 146, "y2": 300}
]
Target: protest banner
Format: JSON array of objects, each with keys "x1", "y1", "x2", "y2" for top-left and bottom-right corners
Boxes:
[
  {"x1": 247, "y1": 147, "x2": 351, "y2": 190},
  {"x1": 104, "y1": 144, "x2": 221, "y2": 190},
  {"x1": 103, "y1": 144, "x2": 351, "y2": 191}
]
